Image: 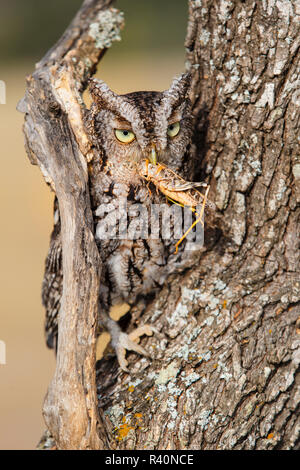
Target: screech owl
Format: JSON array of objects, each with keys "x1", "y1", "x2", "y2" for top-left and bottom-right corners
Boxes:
[{"x1": 43, "y1": 73, "x2": 200, "y2": 371}]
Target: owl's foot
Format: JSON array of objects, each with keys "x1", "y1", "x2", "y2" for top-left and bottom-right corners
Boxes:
[
  {"x1": 102, "y1": 316, "x2": 156, "y2": 372},
  {"x1": 114, "y1": 325, "x2": 155, "y2": 372}
]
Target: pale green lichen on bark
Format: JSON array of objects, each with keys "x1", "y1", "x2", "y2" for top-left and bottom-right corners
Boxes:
[
  {"x1": 89, "y1": 8, "x2": 124, "y2": 49},
  {"x1": 154, "y1": 361, "x2": 180, "y2": 386}
]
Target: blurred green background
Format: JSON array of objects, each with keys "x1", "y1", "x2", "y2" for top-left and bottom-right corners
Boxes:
[
  {"x1": 0, "y1": 0, "x2": 188, "y2": 449},
  {"x1": 0, "y1": 0, "x2": 187, "y2": 64}
]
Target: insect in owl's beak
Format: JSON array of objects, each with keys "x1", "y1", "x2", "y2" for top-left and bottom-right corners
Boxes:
[{"x1": 149, "y1": 144, "x2": 157, "y2": 165}]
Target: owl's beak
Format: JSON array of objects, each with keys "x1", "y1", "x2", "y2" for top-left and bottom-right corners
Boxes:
[{"x1": 149, "y1": 144, "x2": 157, "y2": 165}]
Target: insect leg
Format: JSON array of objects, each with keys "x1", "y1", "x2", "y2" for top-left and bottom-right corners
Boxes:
[{"x1": 174, "y1": 186, "x2": 210, "y2": 253}]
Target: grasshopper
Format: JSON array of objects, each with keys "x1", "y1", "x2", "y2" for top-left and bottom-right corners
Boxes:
[{"x1": 138, "y1": 160, "x2": 215, "y2": 253}]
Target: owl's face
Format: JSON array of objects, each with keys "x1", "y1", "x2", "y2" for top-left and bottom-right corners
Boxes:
[{"x1": 89, "y1": 74, "x2": 192, "y2": 181}]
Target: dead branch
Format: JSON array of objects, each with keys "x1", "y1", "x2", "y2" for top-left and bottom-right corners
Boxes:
[{"x1": 20, "y1": 0, "x2": 123, "y2": 450}]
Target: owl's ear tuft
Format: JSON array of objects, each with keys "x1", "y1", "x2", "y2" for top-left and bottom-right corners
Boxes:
[
  {"x1": 88, "y1": 78, "x2": 118, "y2": 108},
  {"x1": 161, "y1": 73, "x2": 191, "y2": 119},
  {"x1": 88, "y1": 79, "x2": 143, "y2": 132},
  {"x1": 166, "y1": 73, "x2": 191, "y2": 101}
]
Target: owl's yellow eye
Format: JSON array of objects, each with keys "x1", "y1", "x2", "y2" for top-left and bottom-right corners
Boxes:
[
  {"x1": 167, "y1": 121, "x2": 180, "y2": 138},
  {"x1": 115, "y1": 129, "x2": 136, "y2": 144}
]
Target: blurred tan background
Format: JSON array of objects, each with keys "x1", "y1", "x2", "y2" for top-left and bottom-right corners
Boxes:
[{"x1": 0, "y1": 0, "x2": 187, "y2": 449}]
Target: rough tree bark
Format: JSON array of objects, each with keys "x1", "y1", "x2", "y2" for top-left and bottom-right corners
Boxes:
[
  {"x1": 21, "y1": 0, "x2": 299, "y2": 450},
  {"x1": 96, "y1": 0, "x2": 300, "y2": 450}
]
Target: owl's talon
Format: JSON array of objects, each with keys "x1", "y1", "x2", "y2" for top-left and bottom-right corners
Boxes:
[
  {"x1": 110, "y1": 324, "x2": 156, "y2": 372},
  {"x1": 128, "y1": 324, "x2": 156, "y2": 342}
]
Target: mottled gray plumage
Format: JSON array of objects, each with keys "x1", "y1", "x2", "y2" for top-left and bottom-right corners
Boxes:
[{"x1": 43, "y1": 74, "x2": 196, "y2": 369}]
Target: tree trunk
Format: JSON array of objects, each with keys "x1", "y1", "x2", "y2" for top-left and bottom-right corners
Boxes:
[
  {"x1": 96, "y1": 0, "x2": 300, "y2": 450},
  {"x1": 22, "y1": 0, "x2": 299, "y2": 450}
]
